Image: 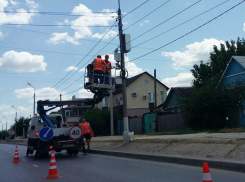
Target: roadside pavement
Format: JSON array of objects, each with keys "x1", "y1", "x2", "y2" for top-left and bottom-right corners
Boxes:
[{"x1": 2, "y1": 132, "x2": 245, "y2": 172}]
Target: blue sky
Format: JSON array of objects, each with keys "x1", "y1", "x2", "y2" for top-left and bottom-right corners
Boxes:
[{"x1": 0, "y1": 0, "x2": 245, "y2": 128}]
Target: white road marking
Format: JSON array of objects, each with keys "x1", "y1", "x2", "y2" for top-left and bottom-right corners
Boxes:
[
  {"x1": 22, "y1": 159, "x2": 26, "y2": 161},
  {"x1": 33, "y1": 165, "x2": 39, "y2": 167}
]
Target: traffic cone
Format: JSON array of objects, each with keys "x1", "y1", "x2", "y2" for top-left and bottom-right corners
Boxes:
[
  {"x1": 12, "y1": 146, "x2": 20, "y2": 163},
  {"x1": 203, "y1": 162, "x2": 213, "y2": 182},
  {"x1": 47, "y1": 150, "x2": 60, "y2": 179}
]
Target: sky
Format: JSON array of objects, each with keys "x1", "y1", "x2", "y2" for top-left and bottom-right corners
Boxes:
[{"x1": 0, "y1": 0, "x2": 245, "y2": 129}]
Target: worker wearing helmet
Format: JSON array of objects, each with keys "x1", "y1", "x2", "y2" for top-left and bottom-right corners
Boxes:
[
  {"x1": 103, "y1": 54, "x2": 111, "y2": 84},
  {"x1": 92, "y1": 55, "x2": 104, "y2": 83}
]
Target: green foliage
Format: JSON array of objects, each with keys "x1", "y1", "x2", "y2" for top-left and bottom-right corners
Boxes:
[
  {"x1": 182, "y1": 37, "x2": 245, "y2": 130},
  {"x1": 80, "y1": 108, "x2": 121, "y2": 136},
  {"x1": 11, "y1": 117, "x2": 30, "y2": 137}
]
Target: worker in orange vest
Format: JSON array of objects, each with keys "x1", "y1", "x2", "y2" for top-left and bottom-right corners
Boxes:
[
  {"x1": 80, "y1": 118, "x2": 93, "y2": 151},
  {"x1": 92, "y1": 55, "x2": 104, "y2": 83},
  {"x1": 103, "y1": 54, "x2": 111, "y2": 84}
]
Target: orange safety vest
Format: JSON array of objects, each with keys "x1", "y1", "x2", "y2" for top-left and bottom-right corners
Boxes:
[
  {"x1": 93, "y1": 58, "x2": 103, "y2": 71},
  {"x1": 80, "y1": 122, "x2": 92, "y2": 135},
  {"x1": 102, "y1": 60, "x2": 111, "y2": 72}
]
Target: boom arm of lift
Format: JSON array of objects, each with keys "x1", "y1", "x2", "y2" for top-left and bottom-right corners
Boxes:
[{"x1": 37, "y1": 99, "x2": 95, "y2": 128}]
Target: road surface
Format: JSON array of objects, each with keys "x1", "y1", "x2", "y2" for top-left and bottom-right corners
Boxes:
[{"x1": 0, "y1": 144, "x2": 245, "y2": 182}]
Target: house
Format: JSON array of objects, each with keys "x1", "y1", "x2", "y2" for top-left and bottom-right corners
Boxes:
[
  {"x1": 158, "y1": 87, "x2": 192, "y2": 113},
  {"x1": 97, "y1": 71, "x2": 169, "y2": 117},
  {"x1": 219, "y1": 56, "x2": 245, "y2": 127},
  {"x1": 63, "y1": 95, "x2": 93, "y2": 126},
  {"x1": 157, "y1": 87, "x2": 192, "y2": 132}
]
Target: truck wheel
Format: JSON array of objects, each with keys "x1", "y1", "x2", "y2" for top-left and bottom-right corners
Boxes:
[
  {"x1": 34, "y1": 150, "x2": 42, "y2": 159},
  {"x1": 66, "y1": 149, "x2": 73, "y2": 155},
  {"x1": 73, "y1": 150, "x2": 79, "y2": 155},
  {"x1": 26, "y1": 148, "x2": 30, "y2": 156}
]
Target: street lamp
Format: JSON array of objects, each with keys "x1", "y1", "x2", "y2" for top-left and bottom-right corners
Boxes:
[
  {"x1": 11, "y1": 106, "x2": 17, "y2": 138},
  {"x1": 0, "y1": 121, "x2": 2, "y2": 140},
  {"x1": 3, "y1": 116, "x2": 8, "y2": 140},
  {"x1": 27, "y1": 82, "x2": 35, "y2": 116}
]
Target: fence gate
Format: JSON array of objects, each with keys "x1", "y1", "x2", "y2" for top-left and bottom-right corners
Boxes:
[{"x1": 144, "y1": 113, "x2": 155, "y2": 133}]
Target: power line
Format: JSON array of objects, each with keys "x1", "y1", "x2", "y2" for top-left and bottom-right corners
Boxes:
[
  {"x1": 0, "y1": 45, "x2": 94, "y2": 56},
  {"x1": 0, "y1": 10, "x2": 116, "y2": 16},
  {"x1": 129, "y1": 0, "x2": 245, "y2": 63},
  {"x1": 41, "y1": 20, "x2": 118, "y2": 98},
  {"x1": 132, "y1": 0, "x2": 229, "y2": 49},
  {"x1": 3, "y1": 24, "x2": 116, "y2": 27},
  {"x1": 130, "y1": 0, "x2": 202, "y2": 43},
  {"x1": 123, "y1": 0, "x2": 171, "y2": 31},
  {"x1": 122, "y1": 0, "x2": 150, "y2": 18}
]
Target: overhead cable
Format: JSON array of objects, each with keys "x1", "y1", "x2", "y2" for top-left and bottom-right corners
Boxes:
[
  {"x1": 123, "y1": 0, "x2": 171, "y2": 31},
  {"x1": 132, "y1": 0, "x2": 229, "y2": 49},
  {"x1": 129, "y1": 0, "x2": 245, "y2": 63}
]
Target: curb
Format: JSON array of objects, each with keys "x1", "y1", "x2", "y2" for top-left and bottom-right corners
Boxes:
[
  {"x1": 89, "y1": 149, "x2": 245, "y2": 173},
  {"x1": 2, "y1": 141, "x2": 245, "y2": 173}
]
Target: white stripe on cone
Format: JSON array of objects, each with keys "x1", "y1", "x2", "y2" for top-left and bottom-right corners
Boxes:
[
  {"x1": 50, "y1": 160, "x2": 56, "y2": 163},
  {"x1": 203, "y1": 173, "x2": 212, "y2": 181},
  {"x1": 49, "y1": 166, "x2": 57, "y2": 169}
]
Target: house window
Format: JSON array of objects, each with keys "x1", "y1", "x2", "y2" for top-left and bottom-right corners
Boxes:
[
  {"x1": 161, "y1": 91, "x2": 164, "y2": 104},
  {"x1": 143, "y1": 79, "x2": 148, "y2": 85},
  {"x1": 102, "y1": 97, "x2": 108, "y2": 107},
  {"x1": 74, "y1": 109, "x2": 79, "y2": 116},
  {"x1": 65, "y1": 110, "x2": 70, "y2": 117},
  {"x1": 148, "y1": 93, "x2": 154, "y2": 102}
]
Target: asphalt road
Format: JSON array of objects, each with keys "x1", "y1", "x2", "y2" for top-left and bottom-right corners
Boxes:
[{"x1": 1, "y1": 144, "x2": 245, "y2": 182}]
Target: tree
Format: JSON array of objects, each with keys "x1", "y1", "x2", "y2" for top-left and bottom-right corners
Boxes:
[
  {"x1": 81, "y1": 108, "x2": 121, "y2": 136},
  {"x1": 12, "y1": 117, "x2": 30, "y2": 137},
  {"x1": 182, "y1": 37, "x2": 245, "y2": 130}
]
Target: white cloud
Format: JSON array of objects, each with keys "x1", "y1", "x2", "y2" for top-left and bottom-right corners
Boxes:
[
  {"x1": 162, "y1": 38, "x2": 225, "y2": 70},
  {"x1": 92, "y1": 30, "x2": 117, "y2": 39},
  {"x1": 26, "y1": 0, "x2": 38, "y2": 9},
  {"x1": 48, "y1": 32, "x2": 80, "y2": 45},
  {"x1": 79, "y1": 68, "x2": 85, "y2": 72},
  {"x1": 0, "y1": 31, "x2": 3, "y2": 38},
  {"x1": 65, "y1": 66, "x2": 78, "y2": 71},
  {"x1": 0, "y1": 0, "x2": 37, "y2": 24},
  {"x1": 140, "y1": 23, "x2": 143, "y2": 26},
  {"x1": 48, "y1": 4, "x2": 117, "y2": 45},
  {"x1": 0, "y1": 104, "x2": 11, "y2": 111},
  {"x1": 243, "y1": 22, "x2": 245, "y2": 32},
  {"x1": 162, "y1": 73, "x2": 193, "y2": 88},
  {"x1": 10, "y1": 0, "x2": 18, "y2": 6},
  {"x1": 0, "y1": 51, "x2": 47, "y2": 72},
  {"x1": 78, "y1": 88, "x2": 94, "y2": 98},
  {"x1": 144, "y1": 20, "x2": 149, "y2": 23},
  {"x1": 15, "y1": 87, "x2": 71, "y2": 101}
]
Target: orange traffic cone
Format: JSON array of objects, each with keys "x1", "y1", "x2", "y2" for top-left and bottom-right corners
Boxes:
[
  {"x1": 47, "y1": 150, "x2": 60, "y2": 179},
  {"x1": 203, "y1": 162, "x2": 213, "y2": 182},
  {"x1": 12, "y1": 146, "x2": 20, "y2": 163}
]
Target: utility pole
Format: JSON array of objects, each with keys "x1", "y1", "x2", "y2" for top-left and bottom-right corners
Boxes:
[
  {"x1": 110, "y1": 90, "x2": 114, "y2": 136},
  {"x1": 118, "y1": 0, "x2": 129, "y2": 145},
  {"x1": 154, "y1": 69, "x2": 158, "y2": 132}
]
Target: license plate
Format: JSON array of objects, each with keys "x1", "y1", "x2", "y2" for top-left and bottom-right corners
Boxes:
[{"x1": 63, "y1": 144, "x2": 74, "y2": 147}]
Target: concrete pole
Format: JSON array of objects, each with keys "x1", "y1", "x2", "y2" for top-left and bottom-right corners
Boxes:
[
  {"x1": 118, "y1": 0, "x2": 129, "y2": 145},
  {"x1": 110, "y1": 91, "x2": 114, "y2": 136},
  {"x1": 154, "y1": 69, "x2": 158, "y2": 132},
  {"x1": 34, "y1": 92, "x2": 35, "y2": 116},
  {"x1": 23, "y1": 117, "x2": 25, "y2": 138}
]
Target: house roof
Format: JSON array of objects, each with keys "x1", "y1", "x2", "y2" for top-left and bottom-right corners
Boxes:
[
  {"x1": 218, "y1": 56, "x2": 245, "y2": 84},
  {"x1": 113, "y1": 71, "x2": 169, "y2": 95},
  {"x1": 157, "y1": 87, "x2": 192, "y2": 108},
  {"x1": 173, "y1": 87, "x2": 193, "y2": 98}
]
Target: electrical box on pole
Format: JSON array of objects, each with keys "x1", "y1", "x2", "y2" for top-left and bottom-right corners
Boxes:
[{"x1": 123, "y1": 34, "x2": 131, "y2": 53}]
